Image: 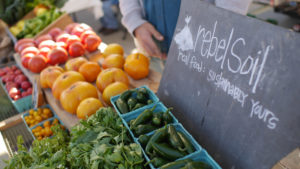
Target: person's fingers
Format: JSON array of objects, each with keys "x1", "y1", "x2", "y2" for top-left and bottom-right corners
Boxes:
[
  {"x1": 148, "y1": 25, "x2": 164, "y2": 41},
  {"x1": 142, "y1": 41, "x2": 155, "y2": 57},
  {"x1": 161, "y1": 53, "x2": 167, "y2": 60},
  {"x1": 145, "y1": 38, "x2": 162, "y2": 58}
]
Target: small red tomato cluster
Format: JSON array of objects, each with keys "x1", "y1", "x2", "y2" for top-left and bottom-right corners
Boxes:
[
  {"x1": 0, "y1": 65, "x2": 32, "y2": 100},
  {"x1": 15, "y1": 23, "x2": 102, "y2": 73}
]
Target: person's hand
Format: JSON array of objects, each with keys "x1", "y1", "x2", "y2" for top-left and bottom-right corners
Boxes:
[{"x1": 134, "y1": 22, "x2": 164, "y2": 59}]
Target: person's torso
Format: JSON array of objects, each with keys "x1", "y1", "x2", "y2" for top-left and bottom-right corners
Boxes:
[{"x1": 142, "y1": 0, "x2": 215, "y2": 53}]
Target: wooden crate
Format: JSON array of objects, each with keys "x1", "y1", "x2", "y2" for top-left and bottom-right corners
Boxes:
[
  {"x1": 8, "y1": 10, "x2": 73, "y2": 43},
  {"x1": 35, "y1": 13, "x2": 73, "y2": 37}
]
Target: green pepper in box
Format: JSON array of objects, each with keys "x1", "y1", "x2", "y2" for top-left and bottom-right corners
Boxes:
[
  {"x1": 168, "y1": 125, "x2": 186, "y2": 151},
  {"x1": 116, "y1": 98, "x2": 128, "y2": 114},
  {"x1": 132, "y1": 103, "x2": 145, "y2": 110},
  {"x1": 131, "y1": 105, "x2": 156, "y2": 129},
  {"x1": 110, "y1": 85, "x2": 159, "y2": 117},
  {"x1": 145, "y1": 126, "x2": 168, "y2": 155},
  {"x1": 145, "y1": 157, "x2": 170, "y2": 168},
  {"x1": 120, "y1": 89, "x2": 134, "y2": 101},
  {"x1": 160, "y1": 159, "x2": 192, "y2": 169},
  {"x1": 138, "y1": 134, "x2": 150, "y2": 147},
  {"x1": 124, "y1": 102, "x2": 178, "y2": 138},
  {"x1": 152, "y1": 113, "x2": 162, "y2": 126},
  {"x1": 127, "y1": 97, "x2": 137, "y2": 110},
  {"x1": 135, "y1": 124, "x2": 157, "y2": 136},
  {"x1": 152, "y1": 142, "x2": 186, "y2": 161},
  {"x1": 178, "y1": 131, "x2": 195, "y2": 154},
  {"x1": 140, "y1": 124, "x2": 202, "y2": 169}
]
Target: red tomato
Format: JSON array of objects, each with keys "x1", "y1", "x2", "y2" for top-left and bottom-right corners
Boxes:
[
  {"x1": 6, "y1": 82, "x2": 19, "y2": 91},
  {"x1": 9, "y1": 87, "x2": 21, "y2": 99},
  {"x1": 17, "y1": 43, "x2": 35, "y2": 54},
  {"x1": 14, "y1": 38, "x2": 35, "y2": 52},
  {"x1": 78, "y1": 23, "x2": 92, "y2": 31},
  {"x1": 38, "y1": 40, "x2": 56, "y2": 49},
  {"x1": 35, "y1": 34, "x2": 53, "y2": 46},
  {"x1": 56, "y1": 33, "x2": 70, "y2": 43},
  {"x1": 14, "y1": 74, "x2": 28, "y2": 85},
  {"x1": 55, "y1": 42, "x2": 67, "y2": 49},
  {"x1": 66, "y1": 35, "x2": 81, "y2": 48},
  {"x1": 20, "y1": 46, "x2": 39, "y2": 57},
  {"x1": 11, "y1": 65, "x2": 17, "y2": 71},
  {"x1": 21, "y1": 81, "x2": 32, "y2": 90},
  {"x1": 84, "y1": 34, "x2": 101, "y2": 52},
  {"x1": 21, "y1": 53, "x2": 35, "y2": 68},
  {"x1": 28, "y1": 55, "x2": 47, "y2": 73},
  {"x1": 48, "y1": 27, "x2": 62, "y2": 40},
  {"x1": 14, "y1": 69, "x2": 22, "y2": 75},
  {"x1": 39, "y1": 47, "x2": 51, "y2": 58},
  {"x1": 2, "y1": 67, "x2": 11, "y2": 72},
  {"x1": 71, "y1": 26, "x2": 85, "y2": 37},
  {"x1": 80, "y1": 30, "x2": 96, "y2": 43},
  {"x1": 27, "y1": 87, "x2": 33, "y2": 94},
  {"x1": 68, "y1": 41, "x2": 85, "y2": 57},
  {"x1": 64, "y1": 23, "x2": 79, "y2": 34},
  {"x1": 47, "y1": 47, "x2": 68, "y2": 65}
]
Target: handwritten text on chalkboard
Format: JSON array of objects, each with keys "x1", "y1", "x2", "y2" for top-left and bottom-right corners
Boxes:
[{"x1": 175, "y1": 16, "x2": 279, "y2": 129}]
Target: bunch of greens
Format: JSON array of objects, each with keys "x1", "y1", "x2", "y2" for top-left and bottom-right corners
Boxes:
[
  {"x1": 16, "y1": 8, "x2": 63, "y2": 39},
  {"x1": 0, "y1": 0, "x2": 67, "y2": 25},
  {"x1": 5, "y1": 107, "x2": 147, "y2": 169},
  {"x1": 4, "y1": 125, "x2": 70, "y2": 169},
  {"x1": 69, "y1": 107, "x2": 146, "y2": 169}
]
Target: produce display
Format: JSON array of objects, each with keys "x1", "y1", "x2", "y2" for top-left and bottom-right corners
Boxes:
[
  {"x1": 0, "y1": 65, "x2": 32, "y2": 100},
  {"x1": 4, "y1": 125, "x2": 70, "y2": 169},
  {"x1": 0, "y1": 0, "x2": 67, "y2": 26},
  {"x1": 115, "y1": 87, "x2": 155, "y2": 114},
  {"x1": 15, "y1": 8, "x2": 63, "y2": 39},
  {"x1": 124, "y1": 53, "x2": 150, "y2": 80},
  {"x1": 40, "y1": 66, "x2": 64, "y2": 88},
  {"x1": 31, "y1": 118, "x2": 65, "y2": 140},
  {"x1": 140, "y1": 125, "x2": 198, "y2": 168},
  {"x1": 24, "y1": 107, "x2": 53, "y2": 128},
  {"x1": 15, "y1": 22, "x2": 102, "y2": 73},
  {"x1": 96, "y1": 67, "x2": 130, "y2": 104},
  {"x1": 1, "y1": 3, "x2": 222, "y2": 168},
  {"x1": 39, "y1": 57, "x2": 104, "y2": 118},
  {"x1": 69, "y1": 107, "x2": 145, "y2": 169},
  {"x1": 4, "y1": 107, "x2": 147, "y2": 169},
  {"x1": 102, "y1": 43, "x2": 150, "y2": 80},
  {"x1": 129, "y1": 106, "x2": 174, "y2": 137}
]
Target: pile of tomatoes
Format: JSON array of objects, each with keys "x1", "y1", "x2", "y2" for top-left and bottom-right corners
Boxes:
[
  {"x1": 0, "y1": 65, "x2": 32, "y2": 100},
  {"x1": 31, "y1": 118, "x2": 64, "y2": 140},
  {"x1": 15, "y1": 23, "x2": 102, "y2": 73},
  {"x1": 24, "y1": 108, "x2": 53, "y2": 128}
]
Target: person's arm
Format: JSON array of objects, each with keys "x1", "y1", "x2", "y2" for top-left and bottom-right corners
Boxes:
[
  {"x1": 120, "y1": 0, "x2": 164, "y2": 58},
  {"x1": 119, "y1": 0, "x2": 146, "y2": 34}
]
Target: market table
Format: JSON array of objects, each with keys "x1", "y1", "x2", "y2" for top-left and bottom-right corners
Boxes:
[{"x1": 12, "y1": 43, "x2": 161, "y2": 130}]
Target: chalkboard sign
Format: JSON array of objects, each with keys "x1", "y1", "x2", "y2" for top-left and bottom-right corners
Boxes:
[{"x1": 157, "y1": 1, "x2": 300, "y2": 169}]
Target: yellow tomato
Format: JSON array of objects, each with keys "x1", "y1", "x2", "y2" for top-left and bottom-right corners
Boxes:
[
  {"x1": 41, "y1": 114, "x2": 48, "y2": 120},
  {"x1": 33, "y1": 111, "x2": 39, "y2": 117},
  {"x1": 43, "y1": 108, "x2": 51, "y2": 115},
  {"x1": 44, "y1": 127, "x2": 52, "y2": 137},
  {"x1": 52, "y1": 119, "x2": 59, "y2": 125},
  {"x1": 29, "y1": 109, "x2": 34, "y2": 115},
  {"x1": 35, "y1": 115, "x2": 42, "y2": 122},
  {"x1": 43, "y1": 121, "x2": 50, "y2": 128}
]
